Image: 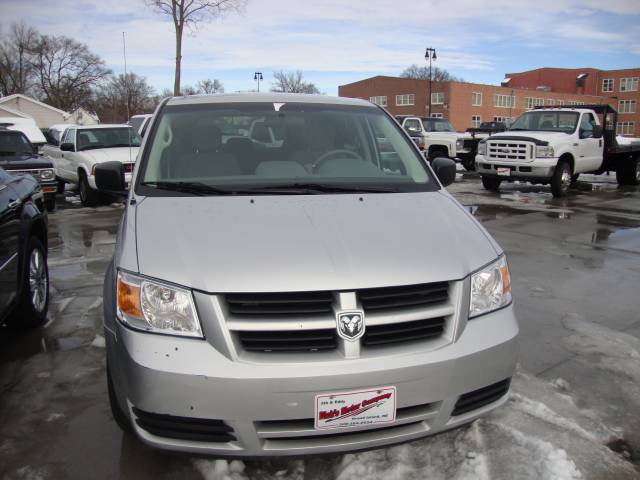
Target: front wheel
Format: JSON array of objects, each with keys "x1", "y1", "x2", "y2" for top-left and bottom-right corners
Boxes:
[
  {"x1": 56, "y1": 179, "x2": 66, "y2": 194},
  {"x1": 481, "y1": 176, "x2": 502, "y2": 192},
  {"x1": 616, "y1": 157, "x2": 640, "y2": 186},
  {"x1": 550, "y1": 160, "x2": 572, "y2": 197},
  {"x1": 79, "y1": 171, "x2": 101, "y2": 207},
  {"x1": 9, "y1": 237, "x2": 49, "y2": 328},
  {"x1": 44, "y1": 196, "x2": 56, "y2": 212}
]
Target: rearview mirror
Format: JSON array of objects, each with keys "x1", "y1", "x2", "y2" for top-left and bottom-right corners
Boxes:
[
  {"x1": 60, "y1": 142, "x2": 74, "y2": 152},
  {"x1": 95, "y1": 161, "x2": 127, "y2": 195},
  {"x1": 431, "y1": 157, "x2": 456, "y2": 186}
]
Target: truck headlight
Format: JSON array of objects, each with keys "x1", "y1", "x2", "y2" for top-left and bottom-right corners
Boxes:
[
  {"x1": 535, "y1": 145, "x2": 555, "y2": 158},
  {"x1": 116, "y1": 271, "x2": 203, "y2": 337},
  {"x1": 40, "y1": 169, "x2": 55, "y2": 181},
  {"x1": 477, "y1": 141, "x2": 487, "y2": 156},
  {"x1": 469, "y1": 256, "x2": 512, "y2": 318},
  {"x1": 456, "y1": 139, "x2": 464, "y2": 151}
]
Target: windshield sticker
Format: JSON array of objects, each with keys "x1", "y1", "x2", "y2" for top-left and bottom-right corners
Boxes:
[{"x1": 273, "y1": 103, "x2": 285, "y2": 111}]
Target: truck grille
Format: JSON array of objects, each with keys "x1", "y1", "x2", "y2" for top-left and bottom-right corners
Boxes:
[
  {"x1": 486, "y1": 141, "x2": 531, "y2": 162},
  {"x1": 223, "y1": 281, "x2": 454, "y2": 356},
  {"x1": 358, "y1": 282, "x2": 449, "y2": 312},
  {"x1": 463, "y1": 139, "x2": 476, "y2": 149}
]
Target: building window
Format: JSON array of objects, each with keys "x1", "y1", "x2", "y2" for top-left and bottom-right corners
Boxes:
[
  {"x1": 431, "y1": 92, "x2": 444, "y2": 105},
  {"x1": 472, "y1": 115, "x2": 481, "y2": 128},
  {"x1": 525, "y1": 97, "x2": 544, "y2": 109},
  {"x1": 493, "y1": 116, "x2": 512, "y2": 124},
  {"x1": 396, "y1": 94, "x2": 415, "y2": 106},
  {"x1": 602, "y1": 78, "x2": 614, "y2": 92},
  {"x1": 430, "y1": 113, "x2": 443, "y2": 118},
  {"x1": 494, "y1": 94, "x2": 515, "y2": 108},
  {"x1": 472, "y1": 92, "x2": 482, "y2": 106},
  {"x1": 617, "y1": 122, "x2": 635, "y2": 135},
  {"x1": 556, "y1": 100, "x2": 565, "y2": 106},
  {"x1": 547, "y1": 99, "x2": 554, "y2": 105},
  {"x1": 620, "y1": 77, "x2": 639, "y2": 92},
  {"x1": 619, "y1": 100, "x2": 636, "y2": 114},
  {"x1": 369, "y1": 96, "x2": 387, "y2": 107}
]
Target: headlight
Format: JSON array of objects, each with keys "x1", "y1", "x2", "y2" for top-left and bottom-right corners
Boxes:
[
  {"x1": 40, "y1": 169, "x2": 55, "y2": 181},
  {"x1": 477, "y1": 141, "x2": 487, "y2": 156},
  {"x1": 535, "y1": 145, "x2": 555, "y2": 158},
  {"x1": 116, "y1": 271, "x2": 203, "y2": 337},
  {"x1": 456, "y1": 139, "x2": 464, "y2": 151},
  {"x1": 469, "y1": 256, "x2": 512, "y2": 318}
]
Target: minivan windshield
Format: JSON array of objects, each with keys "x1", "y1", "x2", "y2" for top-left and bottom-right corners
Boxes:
[
  {"x1": 510, "y1": 111, "x2": 579, "y2": 134},
  {"x1": 138, "y1": 102, "x2": 436, "y2": 195},
  {"x1": 422, "y1": 119, "x2": 455, "y2": 132},
  {"x1": 76, "y1": 127, "x2": 141, "y2": 151}
]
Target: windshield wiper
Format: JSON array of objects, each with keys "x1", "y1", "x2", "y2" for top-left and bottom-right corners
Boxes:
[
  {"x1": 251, "y1": 182, "x2": 399, "y2": 194},
  {"x1": 110, "y1": 143, "x2": 141, "y2": 148},
  {"x1": 78, "y1": 144, "x2": 106, "y2": 151},
  {"x1": 141, "y1": 181, "x2": 236, "y2": 196}
]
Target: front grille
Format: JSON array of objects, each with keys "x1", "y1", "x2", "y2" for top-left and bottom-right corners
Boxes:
[
  {"x1": 132, "y1": 408, "x2": 236, "y2": 442},
  {"x1": 452, "y1": 378, "x2": 511, "y2": 416},
  {"x1": 487, "y1": 141, "x2": 530, "y2": 161},
  {"x1": 362, "y1": 317, "x2": 446, "y2": 347},
  {"x1": 358, "y1": 282, "x2": 449, "y2": 312},
  {"x1": 238, "y1": 329, "x2": 337, "y2": 353},
  {"x1": 463, "y1": 139, "x2": 476, "y2": 149},
  {"x1": 225, "y1": 291, "x2": 334, "y2": 317}
]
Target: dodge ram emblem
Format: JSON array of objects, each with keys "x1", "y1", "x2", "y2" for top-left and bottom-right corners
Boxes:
[{"x1": 337, "y1": 311, "x2": 365, "y2": 341}]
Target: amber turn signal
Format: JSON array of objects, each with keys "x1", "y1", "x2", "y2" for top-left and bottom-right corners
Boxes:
[{"x1": 117, "y1": 276, "x2": 142, "y2": 318}]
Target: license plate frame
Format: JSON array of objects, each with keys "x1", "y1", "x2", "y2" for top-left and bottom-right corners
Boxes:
[
  {"x1": 497, "y1": 167, "x2": 511, "y2": 176},
  {"x1": 314, "y1": 386, "x2": 397, "y2": 430}
]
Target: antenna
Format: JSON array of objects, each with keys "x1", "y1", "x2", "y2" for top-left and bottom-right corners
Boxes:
[{"x1": 123, "y1": 31, "x2": 132, "y2": 165}]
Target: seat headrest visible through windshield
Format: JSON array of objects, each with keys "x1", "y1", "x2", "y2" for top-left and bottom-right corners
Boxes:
[{"x1": 193, "y1": 124, "x2": 222, "y2": 154}]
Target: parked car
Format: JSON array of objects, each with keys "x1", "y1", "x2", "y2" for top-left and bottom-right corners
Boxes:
[
  {"x1": 0, "y1": 128, "x2": 57, "y2": 211},
  {"x1": 459, "y1": 122, "x2": 509, "y2": 171},
  {"x1": 128, "y1": 114, "x2": 153, "y2": 138},
  {"x1": 41, "y1": 124, "x2": 76, "y2": 193},
  {"x1": 0, "y1": 166, "x2": 49, "y2": 328},
  {"x1": 395, "y1": 116, "x2": 471, "y2": 162},
  {"x1": 475, "y1": 105, "x2": 640, "y2": 196},
  {"x1": 51, "y1": 124, "x2": 140, "y2": 206},
  {"x1": 0, "y1": 117, "x2": 47, "y2": 151},
  {"x1": 98, "y1": 93, "x2": 518, "y2": 457}
]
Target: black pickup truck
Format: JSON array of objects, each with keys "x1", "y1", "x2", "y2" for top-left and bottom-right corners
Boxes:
[
  {"x1": 458, "y1": 122, "x2": 509, "y2": 171},
  {"x1": 0, "y1": 128, "x2": 57, "y2": 211}
]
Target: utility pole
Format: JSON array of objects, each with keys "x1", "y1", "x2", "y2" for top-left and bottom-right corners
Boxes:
[
  {"x1": 425, "y1": 47, "x2": 437, "y2": 117},
  {"x1": 254, "y1": 72, "x2": 263, "y2": 92}
]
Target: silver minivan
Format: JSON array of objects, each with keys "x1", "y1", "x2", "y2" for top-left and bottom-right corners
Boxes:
[{"x1": 98, "y1": 93, "x2": 518, "y2": 456}]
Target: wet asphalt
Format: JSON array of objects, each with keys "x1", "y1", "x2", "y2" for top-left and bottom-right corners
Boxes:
[{"x1": 0, "y1": 173, "x2": 639, "y2": 479}]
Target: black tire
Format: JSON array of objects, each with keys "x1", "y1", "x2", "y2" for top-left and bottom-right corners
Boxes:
[
  {"x1": 428, "y1": 148, "x2": 448, "y2": 161},
  {"x1": 9, "y1": 236, "x2": 49, "y2": 329},
  {"x1": 79, "y1": 171, "x2": 101, "y2": 207},
  {"x1": 56, "y1": 179, "x2": 66, "y2": 194},
  {"x1": 462, "y1": 158, "x2": 476, "y2": 171},
  {"x1": 44, "y1": 196, "x2": 56, "y2": 212},
  {"x1": 481, "y1": 175, "x2": 502, "y2": 192},
  {"x1": 550, "y1": 160, "x2": 572, "y2": 197},
  {"x1": 570, "y1": 173, "x2": 580, "y2": 186},
  {"x1": 107, "y1": 365, "x2": 133, "y2": 433},
  {"x1": 616, "y1": 157, "x2": 640, "y2": 186}
]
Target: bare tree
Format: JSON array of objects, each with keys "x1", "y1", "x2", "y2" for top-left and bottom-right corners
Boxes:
[
  {"x1": 270, "y1": 70, "x2": 320, "y2": 94},
  {"x1": 400, "y1": 64, "x2": 463, "y2": 82},
  {"x1": 181, "y1": 84, "x2": 198, "y2": 95},
  {"x1": 93, "y1": 73, "x2": 156, "y2": 123},
  {"x1": 30, "y1": 34, "x2": 110, "y2": 111},
  {"x1": 0, "y1": 22, "x2": 39, "y2": 96},
  {"x1": 196, "y1": 78, "x2": 224, "y2": 94},
  {"x1": 147, "y1": 0, "x2": 246, "y2": 96}
]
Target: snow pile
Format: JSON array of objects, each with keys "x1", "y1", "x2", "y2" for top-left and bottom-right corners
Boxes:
[{"x1": 193, "y1": 459, "x2": 248, "y2": 480}]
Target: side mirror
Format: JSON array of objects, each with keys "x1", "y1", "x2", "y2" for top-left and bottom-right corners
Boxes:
[
  {"x1": 592, "y1": 125, "x2": 603, "y2": 138},
  {"x1": 431, "y1": 157, "x2": 456, "y2": 186},
  {"x1": 95, "y1": 161, "x2": 127, "y2": 195},
  {"x1": 60, "y1": 142, "x2": 74, "y2": 152}
]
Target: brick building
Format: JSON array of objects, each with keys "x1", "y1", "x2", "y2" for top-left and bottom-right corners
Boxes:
[
  {"x1": 338, "y1": 74, "x2": 626, "y2": 134},
  {"x1": 505, "y1": 67, "x2": 640, "y2": 136}
]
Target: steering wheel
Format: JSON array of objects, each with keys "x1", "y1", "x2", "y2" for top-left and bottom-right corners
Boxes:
[{"x1": 312, "y1": 149, "x2": 363, "y2": 173}]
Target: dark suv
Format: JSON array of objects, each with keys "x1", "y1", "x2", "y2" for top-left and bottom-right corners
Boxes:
[{"x1": 0, "y1": 166, "x2": 49, "y2": 328}]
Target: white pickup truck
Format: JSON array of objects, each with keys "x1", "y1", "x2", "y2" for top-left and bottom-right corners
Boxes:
[
  {"x1": 396, "y1": 116, "x2": 470, "y2": 161},
  {"x1": 475, "y1": 105, "x2": 640, "y2": 197},
  {"x1": 43, "y1": 124, "x2": 140, "y2": 206}
]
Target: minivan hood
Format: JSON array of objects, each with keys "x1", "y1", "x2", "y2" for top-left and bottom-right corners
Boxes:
[{"x1": 135, "y1": 192, "x2": 499, "y2": 293}]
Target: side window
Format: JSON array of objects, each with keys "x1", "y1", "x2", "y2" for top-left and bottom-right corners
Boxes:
[
  {"x1": 404, "y1": 119, "x2": 421, "y2": 133},
  {"x1": 580, "y1": 114, "x2": 595, "y2": 137},
  {"x1": 62, "y1": 128, "x2": 75, "y2": 145}
]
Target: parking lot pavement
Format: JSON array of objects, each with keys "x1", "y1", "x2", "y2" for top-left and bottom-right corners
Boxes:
[{"x1": 1, "y1": 178, "x2": 639, "y2": 480}]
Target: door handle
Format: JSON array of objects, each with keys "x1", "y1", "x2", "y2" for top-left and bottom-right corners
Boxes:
[{"x1": 8, "y1": 198, "x2": 22, "y2": 209}]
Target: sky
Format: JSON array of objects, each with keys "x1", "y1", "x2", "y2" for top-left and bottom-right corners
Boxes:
[{"x1": 1, "y1": 0, "x2": 639, "y2": 95}]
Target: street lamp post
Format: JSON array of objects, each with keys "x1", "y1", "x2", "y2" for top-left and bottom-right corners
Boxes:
[
  {"x1": 254, "y1": 72, "x2": 263, "y2": 92},
  {"x1": 425, "y1": 47, "x2": 437, "y2": 117}
]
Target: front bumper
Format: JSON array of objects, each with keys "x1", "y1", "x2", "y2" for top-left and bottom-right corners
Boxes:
[
  {"x1": 475, "y1": 155, "x2": 557, "y2": 178},
  {"x1": 106, "y1": 305, "x2": 518, "y2": 456}
]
